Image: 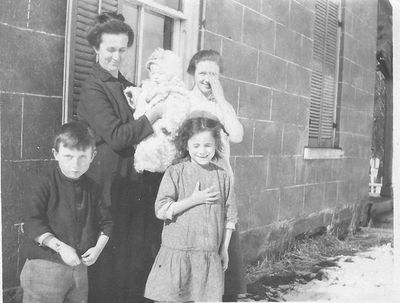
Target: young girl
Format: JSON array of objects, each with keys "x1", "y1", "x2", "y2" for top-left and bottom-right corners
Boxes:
[{"x1": 144, "y1": 111, "x2": 238, "y2": 302}]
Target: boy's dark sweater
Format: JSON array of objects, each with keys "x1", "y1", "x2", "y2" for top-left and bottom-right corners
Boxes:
[{"x1": 23, "y1": 163, "x2": 113, "y2": 265}]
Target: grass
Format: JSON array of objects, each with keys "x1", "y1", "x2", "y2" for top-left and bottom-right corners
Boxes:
[{"x1": 245, "y1": 227, "x2": 393, "y2": 286}]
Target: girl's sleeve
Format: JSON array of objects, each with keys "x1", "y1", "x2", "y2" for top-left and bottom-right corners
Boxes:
[
  {"x1": 224, "y1": 172, "x2": 238, "y2": 229},
  {"x1": 78, "y1": 79, "x2": 153, "y2": 152},
  {"x1": 155, "y1": 166, "x2": 179, "y2": 220}
]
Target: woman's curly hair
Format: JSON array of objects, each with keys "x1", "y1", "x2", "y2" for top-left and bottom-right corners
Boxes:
[
  {"x1": 87, "y1": 12, "x2": 134, "y2": 49},
  {"x1": 174, "y1": 113, "x2": 224, "y2": 161}
]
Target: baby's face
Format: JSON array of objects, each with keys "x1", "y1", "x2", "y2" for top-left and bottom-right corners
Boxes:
[{"x1": 149, "y1": 63, "x2": 172, "y2": 84}]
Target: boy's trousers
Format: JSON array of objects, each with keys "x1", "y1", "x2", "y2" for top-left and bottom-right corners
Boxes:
[{"x1": 20, "y1": 259, "x2": 88, "y2": 303}]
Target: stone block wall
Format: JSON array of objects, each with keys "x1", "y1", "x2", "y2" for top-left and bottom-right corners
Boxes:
[
  {"x1": 202, "y1": 0, "x2": 378, "y2": 262},
  {"x1": 0, "y1": 0, "x2": 66, "y2": 298}
]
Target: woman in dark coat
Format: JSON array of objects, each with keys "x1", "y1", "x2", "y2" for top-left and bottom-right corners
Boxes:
[{"x1": 77, "y1": 12, "x2": 166, "y2": 303}]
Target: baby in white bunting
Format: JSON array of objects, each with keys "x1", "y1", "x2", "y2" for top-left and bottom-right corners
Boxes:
[{"x1": 124, "y1": 48, "x2": 190, "y2": 173}]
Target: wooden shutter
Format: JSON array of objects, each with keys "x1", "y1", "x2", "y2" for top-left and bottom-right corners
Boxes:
[
  {"x1": 65, "y1": 0, "x2": 118, "y2": 120},
  {"x1": 309, "y1": 0, "x2": 339, "y2": 147}
]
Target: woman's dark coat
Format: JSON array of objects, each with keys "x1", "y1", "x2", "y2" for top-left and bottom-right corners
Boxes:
[{"x1": 77, "y1": 63, "x2": 158, "y2": 303}]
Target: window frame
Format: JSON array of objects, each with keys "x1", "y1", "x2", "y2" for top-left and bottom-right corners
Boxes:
[{"x1": 62, "y1": 0, "x2": 200, "y2": 122}]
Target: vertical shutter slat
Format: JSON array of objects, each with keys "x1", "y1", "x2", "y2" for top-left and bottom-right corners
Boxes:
[
  {"x1": 309, "y1": 0, "x2": 339, "y2": 147},
  {"x1": 68, "y1": 0, "x2": 119, "y2": 117}
]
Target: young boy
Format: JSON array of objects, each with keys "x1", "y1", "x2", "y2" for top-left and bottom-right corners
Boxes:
[{"x1": 20, "y1": 121, "x2": 113, "y2": 303}]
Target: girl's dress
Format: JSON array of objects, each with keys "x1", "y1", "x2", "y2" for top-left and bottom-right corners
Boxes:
[{"x1": 144, "y1": 159, "x2": 238, "y2": 302}]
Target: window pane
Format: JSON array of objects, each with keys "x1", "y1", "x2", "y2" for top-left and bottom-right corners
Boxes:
[
  {"x1": 152, "y1": 0, "x2": 181, "y2": 10},
  {"x1": 141, "y1": 9, "x2": 173, "y2": 80},
  {"x1": 120, "y1": 2, "x2": 139, "y2": 83}
]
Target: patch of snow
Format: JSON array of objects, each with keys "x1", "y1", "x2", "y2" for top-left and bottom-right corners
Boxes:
[{"x1": 283, "y1": 244, "x2": 394, "y2": 302}]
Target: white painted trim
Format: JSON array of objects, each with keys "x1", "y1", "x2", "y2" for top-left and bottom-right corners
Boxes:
[
  {"x1": 303, "y1": 147, "x2": 344, "y2": 159},
  {"x1": 125, "y1": 0, "x2": 186, "y2": 19},
  {"x1": 62, "y1": 0, "x2": 74, "y2": 123}
]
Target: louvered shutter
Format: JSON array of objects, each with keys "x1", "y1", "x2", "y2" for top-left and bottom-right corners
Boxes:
[
  {"x1": 66, "y1": 0, "x2": 118, "y2": 119},
  {"x1": 309, "y1": 0, "x2": 339, "y2": 147}
]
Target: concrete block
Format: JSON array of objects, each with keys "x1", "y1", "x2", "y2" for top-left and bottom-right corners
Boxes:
[
  {"x1": 297, "y1": 97, "x2": 309, "y2": 127},
  {"x1": 330, "y1": 159, "x2": 344, "y2": 180},
  {"x1": 314, "y1": 159, "x2": 334, "y2": 182},
  {"x1": 271, "y1": 91, "x2": 298, "y2": 124},
  {"x1": 0, "y1": 24, "x2": 64, "y2": 96},
  {"x1": 304, "y1": 184, "x2": 324, "y2": 213},
  {"x1": 261, "y1": 0, "x2": 290, "y2": 26},
  {"x1": 235, "y1": 157, "x2": 268, "y2": 196},
  {"x1": 343, "y1": 9, "x2": 354, "y2": 36},
  {"x1": 1, "y1": 160, "x2": 53, "y2": 288},
  {"x1": 251, "y1": 189, "x2": 280, "y2": 227},
  {"x1": 258, "y1": 52, "x2": 287, "y2": 90},
  {"x1": 1, "y1": 93, "x2": 22, "y2": 160},
  {"x1": 339, "y1": 82, "x2": 356, "y2": 108},
  {"x1": 324, "y1": 182, "x2": 338, "y2": 208},
  {"x1": 292, "y1": 212, "x2": 325, "y2": 237},
  {"x1": 230, "y1": 118, "x2": 253, "y2": 156},
  {"x1": 267, "y1": 156, "x2": 296, "y2": 188},
  {"x1": 289, "y1": 0, "x2": 314, "y2": 38},
  {"x1": 254, "y1": 121, "x2": 282, "y2": 156},
  {"x1": 22, "y1": 95, "x2": 62, "y2": 159},
  {"x1": 235, "y1": 0, "x2": 262, "y2": 11},
  {"x1": 286, "y1": 63, "x2": 311, "y2": 96},
  {"x1": 295, "y1": 157, "x2": 317, "y2": 184},
  {"x1": 203, "y1": 31, "x2": 222, "y2": 53},
  {"x1": 236, "y1": 193, "x2": 252, "y2": 231},
  {"x1": 282, "y1": 125, "x2": 302, "y2": 156},
  {"x1": 219, "y1": 77, "x2": 239, "y2": 110},
  {"x1": 29, "y1": 0, "x2": 67, "y2": 35},
  {"x1": 294, "y1": 0, "x2": 316, "y2": 11},
  {"x1": 238, "y1": 82, "x2": 271, "y2": 120},
  {"x1": 222, "y1": 39, "x2": 258, "y2": 82},
  {"x1": 298, "y1": 36, "x2": 313, "y2": 68},
  {"x1": 279, "y1": 186, "x2": 304, "y2": 220},
  {"x1": 243, "y1": 8, "x2": 275, "y2": 53},
  {"x1": 205, "y1": 0, "x2": 242, "y2": 41},
  {"x1": 343, "y1": 33, "x2": 357, "y2": 62},
  {"x1": 0, "y1": 0, "x2": 29, "y2": 27},
  {"x1": 341, "y1": 58, "x2": 353, "y2": 85},
  {"x1": 362, "y1": 70, "x2": 376, "y2": 95},
  {"x1": 275, "y1": 24, "x2": 296, "y2": 61},
  {"x1": 351, "y1": 62, "x2": 363, "y2": 89}
]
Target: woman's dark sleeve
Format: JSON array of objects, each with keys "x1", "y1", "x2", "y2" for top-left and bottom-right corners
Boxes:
[{"x1": 78, "y1": 79, "x2": 153, "y2": 152}]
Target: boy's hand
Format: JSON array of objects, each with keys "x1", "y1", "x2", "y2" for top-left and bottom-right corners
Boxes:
[
  {"x1": 220, "y1": 247, "x2": 229, "y2": 272},
  {"x1": 59, "y1": 244, "x2": 81, "y2": 267},
  {"x1": 81, "y1": 247, "x2": 101, "y2": 266},
  {"x1": 191, "y1": 182, "x2": 219, "y2": 206}
]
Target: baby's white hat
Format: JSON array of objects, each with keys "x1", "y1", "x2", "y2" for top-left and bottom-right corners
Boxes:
[{"x1": 146, "y1": 48, "x2": 183, "y2": 79}]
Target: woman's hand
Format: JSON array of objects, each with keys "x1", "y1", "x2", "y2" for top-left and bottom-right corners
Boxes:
[
  {"x1": 208, "y1": 73, "x2": 225, "y2": 102},
  {"x1": 144, "y1": 100, "x2": 168, "y2": 124},
  {"x1": 190, "y1": 181, "x2": 219, "y2": 206}
]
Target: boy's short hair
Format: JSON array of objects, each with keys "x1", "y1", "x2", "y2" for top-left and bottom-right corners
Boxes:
[{"x1": 53, "y1": 121, "x2": 96, "y2": 152}]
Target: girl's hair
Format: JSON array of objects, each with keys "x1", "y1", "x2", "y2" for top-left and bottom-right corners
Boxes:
[
  {"x1": 174, "y1": 113, "x2": 224, "y2": 160},
  {"x1": 87, "y1": 12, "x2": 134, "y2": 49},
  {"x1": 53, "y1": 121, "x2": 96, "y2": 152},
  {"x1": 187, "y1": 49, "x2": 223, "y2": 75}
]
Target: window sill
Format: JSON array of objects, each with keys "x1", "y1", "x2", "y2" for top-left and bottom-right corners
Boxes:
[{"x1": 303, "y1": 147, "x2": 344, "y2": 160}]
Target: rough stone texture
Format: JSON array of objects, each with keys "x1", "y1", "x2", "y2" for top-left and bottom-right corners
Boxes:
[
  {"x1": 253, "y1": 121, "x2": 282, "y2": 156},
  {"x1": 243, "y1": 8, "x2": 275, "y2": 53},
  {"x1": 238, "y1": 82, "x2": 271, "y2": 120},
  {"x1": 258, "y1": 52, "x2": 287, "y2": 89},
  {"x1": 1, "y1": 0, "x2": 65, "y2": 297},
  {"x1": 22, "y1": 96, "x2": 62, "y2": 159},
  {"x1": 279, "y1": 186, "x2": 304, "y2": 220},
  {"x1": 261, "y1": 0, "x2": 290, "y2": 26},
  {"x1": 0, "y1": 0, "x2": 29, "y2": 27},
  {"x1": 1, "y1": 94, "x2": 23, "y2": 160},
  {"x1": 0, "y1": 24, "x2": 64, "y2": 96},
  {"x1": 29, "y1": 0, "x2": 67, "y2": 35}
]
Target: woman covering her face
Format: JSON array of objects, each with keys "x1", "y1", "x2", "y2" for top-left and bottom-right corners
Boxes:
[
  {"x1": 77, "y1": 12, "x2": 166, "y2": 303},
  {"x1": 187, "y1": 50, "x2": 247, "y2": 301}
]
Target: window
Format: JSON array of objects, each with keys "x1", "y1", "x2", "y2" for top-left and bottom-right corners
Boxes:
[
  {"x1": 63, "y1": 0, "x2": 200, "y2": 121},
  {"x1": 308, "y1": 0, "x2": 341, "y2": 148}
]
